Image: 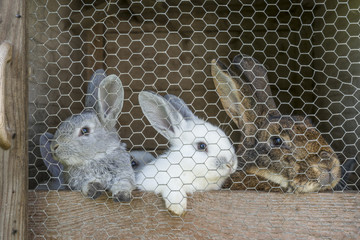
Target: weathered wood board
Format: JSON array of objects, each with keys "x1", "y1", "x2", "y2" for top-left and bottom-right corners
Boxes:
[
  {"x1": 28, "y1": 191, "x2": 360, "y2": 239},
  {"x1": 0, "y1": 0, "x2": 27, "y2": 239}
]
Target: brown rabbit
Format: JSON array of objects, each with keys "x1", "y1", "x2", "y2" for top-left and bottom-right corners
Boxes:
[{"x1": 212, "y1": 54, "x2": 341, "y2": 193}]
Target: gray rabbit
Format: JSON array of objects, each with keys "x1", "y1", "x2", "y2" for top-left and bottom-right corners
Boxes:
[{"x1": 40, "y1": 70, "x2": 135, "y2": 202}]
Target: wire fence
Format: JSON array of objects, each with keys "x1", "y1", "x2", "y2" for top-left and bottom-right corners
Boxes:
[{"x1": 27, "y1": 0, "x2": 359, "y2": 237}]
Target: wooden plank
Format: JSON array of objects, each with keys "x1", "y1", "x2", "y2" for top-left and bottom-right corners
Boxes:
[
  {"x1": 0, "y1": 0, "x2": 27, "y2": 239},
  {"x1": 28, "y1": 191, "x2": 359, "y2": 239}
]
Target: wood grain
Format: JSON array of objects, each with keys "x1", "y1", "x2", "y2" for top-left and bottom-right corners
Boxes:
[
  {"x1": 0, "y1": 42, "x2": 12, "y2": 150},
  {"x1": 0, "y1": 0, "x2": 27, "y2": 239},
  {"x1": 28, "y1": 191, "x2": 360, "y2": 239}
]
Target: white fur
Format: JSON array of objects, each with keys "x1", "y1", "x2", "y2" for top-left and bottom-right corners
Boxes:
[{"x1": 136, "y1": 92, "x2": 237, "y2": 215}]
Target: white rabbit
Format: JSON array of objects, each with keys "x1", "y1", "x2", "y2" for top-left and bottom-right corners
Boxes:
[
  {"x1": 136, "y1": 91, "x2": 237, "y2": 215},
  {"x1": 40, "y1": 70, "x2": 135, "y2": 202}
]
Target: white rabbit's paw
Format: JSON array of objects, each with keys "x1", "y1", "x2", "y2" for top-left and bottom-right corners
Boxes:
[
  {"x1": 113, "y1": 190, "x2": 132, "y2": 202},
  {"x1": 168, "y1": 204, "x2": 186, "y2": 216},
  {"x1": 87, "y1": 182, "x2": 105, "y2": 199}
]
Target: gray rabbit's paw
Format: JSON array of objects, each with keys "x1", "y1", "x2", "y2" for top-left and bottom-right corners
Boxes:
[
  {"x1": 87, "y1": 182, "x2": 105, "y2": 199},
  {"x1": 113, "y1": 191, "x2": 132, "y2": 202}
]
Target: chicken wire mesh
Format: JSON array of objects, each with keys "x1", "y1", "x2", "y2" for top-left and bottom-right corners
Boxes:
[{"x1": 27, "y1": 0, "x2": 359, "y2": 238}]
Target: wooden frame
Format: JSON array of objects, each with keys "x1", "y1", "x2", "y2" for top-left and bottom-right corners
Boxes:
[
  {"x1": 0, "y1": 0, "x2": 27, "y2": 239},
  {"x1": 29, "y1": 191, "x2": 359, "y2": 239},
  {"x1": 0, "y1": 0, "x2": 359, "y2": 239}
]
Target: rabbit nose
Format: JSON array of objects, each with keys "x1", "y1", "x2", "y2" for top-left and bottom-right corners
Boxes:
[
  {"x1": 319, "y1": 171, "x2": 335, "y2": 186},
  {"x1": 220, "y1": 157, "x2": 234, "y2": 170},
  {"x1": 52, "y1": 143, "x2": 59, "y2": 151}
]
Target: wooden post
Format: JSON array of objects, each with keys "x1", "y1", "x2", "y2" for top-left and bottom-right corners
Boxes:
[{"x1": 0, "y1": 0, "x2": 27, "y2": 239}]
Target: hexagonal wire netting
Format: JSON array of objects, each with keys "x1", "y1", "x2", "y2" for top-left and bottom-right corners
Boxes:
[{"x1": 28, "y1": 0, "x2": 359, "y2": 238}]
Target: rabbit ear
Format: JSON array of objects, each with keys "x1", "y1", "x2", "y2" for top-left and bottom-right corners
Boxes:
[
  {"x1": 212, "y1": 59, "x2": 249, "y2": 128},
  {"x1": 129, "y1": 150, "x2": 155, "y2": 171},
  {"x1": 163, "y1": 94, "x2": 195, "y2": 120},
  {"x1": 232, "y1": 54, "x2": 277, "y2": 110},
  {"x1": 341, "y1": 159, "x2": 356, "y2": 181},
  {"x1": 98, "y1": 74, "x2": 124, "y2": 129},
  {"x1": 85, "y1": 69, "x2": 107, "y2": 110},
  {"x1": 139, "y1": 91, "x2": 183, "y2": 139},
  {"x1": 40, "y1": 132, "x2": 64, "y2": 178}
]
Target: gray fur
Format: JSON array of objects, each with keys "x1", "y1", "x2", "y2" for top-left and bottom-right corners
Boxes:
[
  {"x1": 97, "y1": 75, "x2": 125, "y2": 130},
  {"x1": 85, "y1": 69, "x2": 107, "y2": 110},
  {"x1": 47, "y1": 72, "x2": 135, "y2": 201},
  {"x1": 163, "y1": 94, "x2": 195, "y2": 119},
  {"x1": 129, "y1": 150, "x2": 155, "y2": 172},
  {"x1": 38, "y1": 132, "x2": 66, "y2": 190}
]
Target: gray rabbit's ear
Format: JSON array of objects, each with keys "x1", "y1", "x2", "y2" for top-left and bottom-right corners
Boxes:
[
  {"x1": 98, "y1": 74, "x2": 124, "y2": 130},
  {"x1": 163, "y1": 94, "x2": 195, "y2": 120},
  {"x1": 232, "y1": 54, "x2": 277, "y2": 110},
  {"x1": 85, "y1": 69, "x2": 107, "y2": 110},
  {"x1": 212, "y1": 59, "x2": 248, "y2": 128},
  {"x1": 139, "y1": 91, "x2": 183, "y2": 139},
  {"x1": 40, "y1": 133, "x2": 64, "y2": 178}
]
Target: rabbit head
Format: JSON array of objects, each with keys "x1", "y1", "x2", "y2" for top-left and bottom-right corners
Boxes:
[
  {"x1": 212, "y1": 54, "x2": 341, "y2": 193},
  {"x1": 51, "y1": 72, "x2": 125, "y2": 167},
  {"x1": 138, "y1": 91, "x2": 237, "y2": 190}
]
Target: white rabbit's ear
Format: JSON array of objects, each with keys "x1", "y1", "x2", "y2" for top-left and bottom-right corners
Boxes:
[
  {"x1": 163, "y1": 94, "x2": 195, "y2": 120},
  {"x1": 98, "y1": 75, "x2": 124, "y2": 129},
  {"x1": 40, "y1": 133, "x2": 64, "y2": 179},
  {"x1": 85, "y1": 69, "x2": 107, "y2": 110},
  {"x1": 139, "y1": 91, "x2": 183, "y2": 139}
]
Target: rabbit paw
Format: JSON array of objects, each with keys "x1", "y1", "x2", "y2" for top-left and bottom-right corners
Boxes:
[
  {"x1": 87, "y1": 182, "x2": 105, "y2": 199},
  {"x1": 113, "y1": 191, "x2": 132, "y2": 202},
  {"x1": 168, "y1": 204, "x2": 186, "y2": 216}
]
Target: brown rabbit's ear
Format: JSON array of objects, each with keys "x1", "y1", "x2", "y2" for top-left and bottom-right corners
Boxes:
[
  {"x1": 232, "y1": 54, "x2": 277, "y2": 110},
  {"x1": 212, "y1": 59, "x2": 248, "y2": 128}
]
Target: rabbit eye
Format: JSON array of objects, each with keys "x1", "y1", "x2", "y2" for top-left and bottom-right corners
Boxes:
[
  {"x1": 197, "y1": 142, "x2": 207, "y2": 151},
  {"x1": 79, "y1": 127, "x2": 90, "y2": 136},
  {"x1": 320, "y1": 151, "x2": 330, "y2": 159},
  {"x1": 131, "y1": 160, "x2": 137, "y2": 167},
  {"x1": 270, "y1": 136, "x2": 283, "y2": 147}
]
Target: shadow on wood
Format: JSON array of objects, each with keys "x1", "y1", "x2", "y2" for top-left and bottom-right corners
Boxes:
[{"x1": 28, "y1": 191, "x2": 360, "y2": 239}]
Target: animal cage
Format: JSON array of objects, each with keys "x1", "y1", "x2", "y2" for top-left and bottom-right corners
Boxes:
[{"x1": 0, "y1": 0, "x2": 359, "y2": 239}]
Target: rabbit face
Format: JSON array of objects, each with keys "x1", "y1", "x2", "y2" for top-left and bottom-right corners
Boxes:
[
  {"x1": 212, "y1": 55, "x2": 341, "y2": 192},
  {"x1": 168, "y1": 118, "x2": 237, "y2": 185},
  {"x1": 51, "y1": 111, "x2": 120, "y2": 166},
  {"x1": 240, "y1": 116, "x2": 341, "y2": 192}
]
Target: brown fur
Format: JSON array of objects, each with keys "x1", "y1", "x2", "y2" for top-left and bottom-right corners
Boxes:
[{"x1": 212, "y1": 55, "x2": 341, "y2": 193}]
